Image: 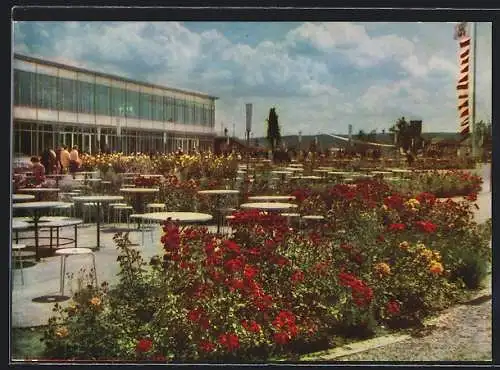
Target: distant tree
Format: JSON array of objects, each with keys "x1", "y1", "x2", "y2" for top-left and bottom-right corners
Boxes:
[
  {"x1": 389, "y1": 117, "x2": 424, "y2": 153},
  {"x1": 356, "y1": 130, "x2": 367, "y2": 141},
  {"x1": 266, "y1": 107, "x2": 281, "y2": 152}
]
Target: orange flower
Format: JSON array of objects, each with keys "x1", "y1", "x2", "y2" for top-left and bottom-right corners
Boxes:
[
  {"x1": 429, "y1": 261, "x2": 444, "y2": 275},
  {"x1": 55, "y1": 327, "x2": 69, "y2": 338},
  {"x1": 374, "y1": 262, "x2": 391, "y2": 277},
  {"x1": 90, "y1": 297, "x2": 101, "y2": 306}
]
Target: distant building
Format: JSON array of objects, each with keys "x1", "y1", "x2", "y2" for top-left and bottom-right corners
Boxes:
[{"x1": 12, "y1": 53, "x2": 218, "y2": 155}]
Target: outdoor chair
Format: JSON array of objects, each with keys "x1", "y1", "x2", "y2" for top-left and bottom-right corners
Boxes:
[
  {"x1": 12, "y1": 243, "x2": 27, "y2": 285},
  {"x1": 55, "y1": 248, "x2": 98, "y2": 296}
]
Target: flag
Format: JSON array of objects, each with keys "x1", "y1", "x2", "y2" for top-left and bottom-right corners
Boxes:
[{"x1": 457, "y1": 35, "x2": 471, "y2": 138}]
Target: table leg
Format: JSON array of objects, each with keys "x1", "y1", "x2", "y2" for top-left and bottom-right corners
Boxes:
[
  {"x1": 33, "y1": 210, "x2": 40, "y2": 262},
  {"x1": 216, "y1": 195, "x2": 221, "y2": 234},
  {"x1": 96, "y1": 202, "x2": 101, "y2": 250}
]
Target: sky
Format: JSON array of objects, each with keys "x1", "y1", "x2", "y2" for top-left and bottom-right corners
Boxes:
[{"x1": 13, "y1": 21, "x2": 492, "y2": 138}]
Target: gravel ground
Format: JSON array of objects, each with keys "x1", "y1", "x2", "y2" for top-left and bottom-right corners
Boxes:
[{"x1": 337, "y1": 289, "x2": 492, "y2": 361}]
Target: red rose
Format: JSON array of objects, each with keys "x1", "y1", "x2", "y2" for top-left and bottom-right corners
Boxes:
[
  {"x1": 291, "y1": 270, "x2": 305, "y2": 284},
  {"x1": 136, "y1": 338, "x2": 153, "y2": 353},
  {"x1": 243, "y1": 265, "x2": 259, "y2": 280},
  {"x1": 273, "y1": 331, "x2": 290, "y2": 345},
  {"x1": 386, "y1": 300, "x2": 401, "y2": 315},
  {"x1": 218, "y1": 332, "x2": 240, "y2": 351},
  {"x1": 388, "y1": 223, "x2": 406, "y2": 232},
  {"x1": 198, "y1": 340, "x2": 216, "y2": 353},
  {"x1": 241, "y1": 319, "x2": 261, "y2": 333},
  {"x1": 415, "y1": 221, "x2": 437, "y2": 233},
  {"x1": 187, "y1": 308, "x2": 204, "y2": 322}
]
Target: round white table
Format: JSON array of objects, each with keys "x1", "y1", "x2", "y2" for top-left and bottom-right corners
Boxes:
[
  {"x1": 271, "y1": 171, "x2": 293, "y2": 181},
  {"x1": 240, "y1": 202, "x2": 298, "y2": 211},
  {"x1": 71, "y1": 195, "x2": 124, "y2": 250},
  {"x1": 290, "y1": 176, "x2": 322, "y2": 180},
  {"x1": 12, "y1": 201, "x2": 67, "y2": 261},
  {"x1": 197, "y1": 189, "x2": 240, "y2": 233},
  {"x1": 17, "y1": 188, "x2": 61, "y2": 201},
  {"x1": 120, "y1": 188, "x2": 160, "y2": 214},
  {"x1": 130, "y1": 212, "x2": 213, "y2": 224},
  {"x1": 371, "y1": 171, "x2": 393, "y2": 176},
  {"x1": 247, "y1": 195, "x2": 296, "y2": 202},
  {"x1": 12, "y1": 194, "x2": 35, "y2": 202}
]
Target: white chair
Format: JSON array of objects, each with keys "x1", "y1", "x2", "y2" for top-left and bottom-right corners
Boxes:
[
  {"x1": 113, "y1": 205, "x2": 134, "y2": 228},
  {"x1": 12, "y1": 244, "x2": 26, "y2": 285},
  {"x1": 56, "y1": 248, "x2": 98, "y2": 296},
  {"x1": 107, "y1": 203, "x2": 129, "y2": 224}
]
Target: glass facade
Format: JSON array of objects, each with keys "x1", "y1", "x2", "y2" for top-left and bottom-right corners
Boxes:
[
  {"x1": 13, "y1": 66, "x2": 216, "y2": 156},
  {"x1": 13, "y1": 69, "x2": 216, "y2": 127},
  {"x1": 13, "y1": 121, "x2": 213, "y2": 156}
]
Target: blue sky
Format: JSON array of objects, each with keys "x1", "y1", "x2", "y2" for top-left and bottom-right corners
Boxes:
[{"x1": 13, "y1": 21, "x2": 491, "y2": 138}]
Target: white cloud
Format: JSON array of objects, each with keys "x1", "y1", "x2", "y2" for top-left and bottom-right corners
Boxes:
[{"x1": 12, "y1": 21, "x2": 492, "y2": 137}]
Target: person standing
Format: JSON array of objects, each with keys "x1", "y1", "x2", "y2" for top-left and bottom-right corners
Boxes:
[
  {"x1": 60, "y1": 145, "x2": 71, "y2": 174},
  {"x1": 40, "y1": 147, "x2": 52, "y2": 175},
  {"x1": 69, "y1": 145, "x2": 80, "y2": 178}
]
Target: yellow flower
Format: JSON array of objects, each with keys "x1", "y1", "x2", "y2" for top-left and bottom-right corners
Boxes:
[
  {"x1": 374, "y1": 262, "x2": 391, "y2": 277},
  {"x1": 415, "y1": 242, "x2": 426, "y2": 250},
  {"x1": 90, "y1": 297, "x2": 101, "y2": 306},
  {"x1": 399, "y1": 241, "x2": 410, "y2": 250},
  {"x1": 420, "y1": 248, "x2": 434, "y2": 261},
  {"x1": 429, "y1": 261, "x2": 444, "y2": 275},
  {"x1": 405, "y1": 198, "x2": 420, "y2": 208},
  {"x1": 55, "y1": 327, "x2": 69, "y2": 338}
]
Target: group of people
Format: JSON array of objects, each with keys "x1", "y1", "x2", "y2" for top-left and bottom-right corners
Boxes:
[{"x1": 30, "y1": 145, "x2": 81, "y2": 185}]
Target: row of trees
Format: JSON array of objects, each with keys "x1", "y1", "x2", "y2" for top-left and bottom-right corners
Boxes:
[{"x1": 265, "y1": 109, "x2": 491, "y2": 157}]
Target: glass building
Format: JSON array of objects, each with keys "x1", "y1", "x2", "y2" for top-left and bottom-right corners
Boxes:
[{"x1": 12, "y1": 53, "x2": 218, "y2": 156}]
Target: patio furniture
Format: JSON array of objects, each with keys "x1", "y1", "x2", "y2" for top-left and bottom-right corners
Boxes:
[
  {"x1": 120, "y1": 187, "x2": 160, "y2": 214},
  {"x1": 113, "y1": 205, "x2": 134, "y2": 228},
  {"x1": 17, "y1": 188, "x2": 61, "y2": 201},
  {"x1": 247, "y1": 195, "x2": 296, "y2": 202},
  {"x1": 71, "y1": 195, "x2": 124, "y2": 250},
  {"x1": 197, "y1": 189, "x2": 240, "y2": 234},
  {"x1": 56, "y1": 248, "x2": 98, "y2": 297},
  {"x1": 12, "y1": 201, "x2": 67, "y2": 261},
  {"x1": 240, "y1": 202, "x2": 298, "y2": 212},
  {"x1": 12, "y1": 243, "x2": 27, "y2": 285},
  {"x1": 130, "y1": 212, "x2": 213, "y2": 245},
  {"x1": 12, "y1": 194, "x2": 35, "y2": 202},
  {"x1": 13, "y1": 216, "x2": 83, "y2": 253}
]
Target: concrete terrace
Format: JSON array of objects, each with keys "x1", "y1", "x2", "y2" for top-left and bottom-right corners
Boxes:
[{"x1": 10, "y1": 165, "x2": 492, "y2": 329}]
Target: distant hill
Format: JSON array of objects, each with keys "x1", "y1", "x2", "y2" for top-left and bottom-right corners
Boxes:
[{"x1": 251, "y1": 132, "x2": 463, "y2": 150}]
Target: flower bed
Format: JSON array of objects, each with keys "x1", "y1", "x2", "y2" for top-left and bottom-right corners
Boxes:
[
  {"x1": 41, "y1": 178, "x2": 491, "y2": 362},
  {"x1": 395, "y1": 170, "x2": 482, "y2": 198}
]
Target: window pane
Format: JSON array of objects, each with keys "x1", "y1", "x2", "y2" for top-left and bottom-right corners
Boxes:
[
  {"x1": 77, "y1": 81, "x2": 94, "y2": 114},
  {"x1": 95, "y1": 84, "x2": 110, "y2": 115},
  {"x1": 38, "y1": 74, "x2": 58, "y2": 110},
  {"x1": 59, "y1": 77, "x2": 77, "y2": 112},
  {"x1": 153, "y1": 95, "x2": 163, "y2": 121},
  {"x1": 140, "y1": 93, "x2": 153, "y2": 120},
  {"x1": 126, "y1": 90, "x2": 139, "y2": 118},
  {"x1": 111, "y1": 87, "x2": 126, "y2": 116},
  {"x1": 176, "y1": 99, "x2": 183, "y2": 123}
]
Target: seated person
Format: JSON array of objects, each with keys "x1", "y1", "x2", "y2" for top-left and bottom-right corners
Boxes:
[{"x1": 30, "y1": 156, "x2": 46, "y2": 185}]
